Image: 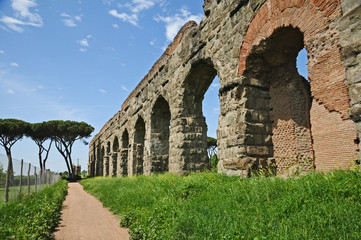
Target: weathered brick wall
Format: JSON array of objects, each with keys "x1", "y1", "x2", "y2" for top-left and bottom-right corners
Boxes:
[
  {"x1": 311, "y1": 99, "x2": 358, "y2": 170},
  {"x1": 88, "y1": 0, "x2": 361, "y2": 177}
]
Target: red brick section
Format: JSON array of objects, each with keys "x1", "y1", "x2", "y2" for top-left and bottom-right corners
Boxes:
[
  {"x1": 269, "y1": 81, "x2": 298, "y2": 172},
  {"x1": 239, "y1": 0, "x2": 358, "y2": 171},
  {"x1": 311, "y1": 99, "x2": 358, "y2": 171},
  {"x1": 239, "y1": 0, "x2": 346, "y2": 117}
]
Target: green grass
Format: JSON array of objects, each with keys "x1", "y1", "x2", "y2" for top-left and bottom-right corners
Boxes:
[
  {"x1": 0, "y1": 180, "x2": 68, "y2": 239},
  {"x1": 81, "y1": 171, "x2": 361, "y2": 240}
]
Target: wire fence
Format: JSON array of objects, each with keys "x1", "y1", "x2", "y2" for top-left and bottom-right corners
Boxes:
[{"x1": 0, "y1": 154, "x2": 60, "y2": 203}]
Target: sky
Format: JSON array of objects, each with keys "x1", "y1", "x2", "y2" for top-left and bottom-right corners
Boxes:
[{"x1": 0, "y1": 0, "x2": 308, "y2": 173}]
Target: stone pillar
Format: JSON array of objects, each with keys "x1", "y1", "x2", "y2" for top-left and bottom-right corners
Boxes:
[
  {"x1": 217, "y1": 79, "x2": 252, "y2": 177},
  {"x1": 169, "y1": 115, "x2": 208, "y2": 175},
  {"x1": 217, "y1": 77, "x2": 276, "y2": 176},
  {"x1": 117, "y1": 149, "x2": 128, "y2": 176},
  {"x1": 109, "y1": 153, "x2": 118, "y2": 177},
  {"x1": 94, "y1": 158, "x2": 99, "y2": 176},
  {"x1": 87, "y1": 156, "x2": 91, "y2": 176},
  {"x1": 339, "y1": 1, "x2": 361, "y2": 157},
  {"x1": 103, "y1": 156, "x2": 110, "y2": 177}
]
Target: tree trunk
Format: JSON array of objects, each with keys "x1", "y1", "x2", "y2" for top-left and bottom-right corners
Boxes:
[
  {"x1": 68, "y1": 154, "x2": 74, "y2": 177},
  {"x1": 4, "y1": 148, "x2": 13, "y2": 203},
  {"x1": 38, "y1": 150, "x2": 43, "y2": 170}
]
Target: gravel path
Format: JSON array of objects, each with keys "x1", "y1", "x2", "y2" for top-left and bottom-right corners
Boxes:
[{"x1": 54, "y1": 182, "x2": 129, "y2": 240}]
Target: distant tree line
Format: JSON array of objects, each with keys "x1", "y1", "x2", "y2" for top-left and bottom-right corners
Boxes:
[{"x1": 0, "y1": 119, "x2": 94, "y2": 202}]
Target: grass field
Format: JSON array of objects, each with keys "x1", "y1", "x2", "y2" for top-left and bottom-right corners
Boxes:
[
  {"x1": 81, "y1": 171, "x2": 361, "y2": 239},
  {"x1": 0, "y1": 180, "x2": 67, "y2": 239}
]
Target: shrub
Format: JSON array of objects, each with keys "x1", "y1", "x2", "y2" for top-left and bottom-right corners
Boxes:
[{"x1": 0, "y1": 180, "x2": 67, "y2": 239}]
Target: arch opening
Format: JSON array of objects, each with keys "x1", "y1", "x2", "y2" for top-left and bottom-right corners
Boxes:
[
  {"x1": 101, "y1": 146, "x2": 108, "y2": 176},
  {"x1": 133, "y1": 117, "x2": 145, "y2": 175},
  {"x1": 119, "y1": 129, "x2": 129, "y2": 176},
  {"x1": 106, "y1": 141, "x2": 111, "y2": 155},
  {"x1": 296, "y1": 48, "x2": 309, "y2": 82},
  {"x1": 150, "y1": 96, "x2": 171, "y2": 173},
  {"x1": 245, "y1": 26, "x2": 314, "y2": 175},
  {"x1": 113, "y1": 136, "x2": 119, "y2": 152},
  {"x1": 122, "y1": 130, "x2": 129, "y2": 148},
  {"x1": 182, "y1": 59, "x2": 219, "y2": 170}
]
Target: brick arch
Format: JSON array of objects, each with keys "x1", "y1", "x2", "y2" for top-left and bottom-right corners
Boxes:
[
  {"x1": 238, "y1": 0, "x2": 349, "y2": 119},
  {"x1": 238, "y1": 0, "x2": 358, "y2": 172}
]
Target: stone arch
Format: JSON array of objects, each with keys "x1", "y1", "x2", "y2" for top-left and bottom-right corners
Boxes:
[
  {"x1": 113, "y1": 136, "x2": 119, "y2": 152},
  {"x1": 133, "y1": 117, "x2": 146, "y2": 175},
  {"x1": 173, "y1": 58, "x2": 218, "y2": 172},
  {"x1": 95, "y1": 144, "x2": 103, "y2": 176},
  {"x1": 102, "y1": 145, "x2": 110, "y2": 177},
  {"x1": 237, "y1": 0, "x2": 358, "y2": 173},
  {"x1": 106, "y1": 141, "x2": 111, "y2": 155},
  {"x1": 101, "y1": 145, "x2": 106, "y2": 176},
  {"x1": 108, "y1": 136, "x2": 119, "y2": 177},
  {"x1": 89, "y1": 154, "x2": 95, "y2": 177},
  {"x1": 244, "y1": 26, "x2": 314, "y2": 174},
  {"x1": 89, "y1": 146, "x2": 96, "y2": 177},
  {"x1": 150, "y1": 95, "x2": 171, "y2": 173},
  {"x1": 122, "y1": 130, "x2": 129, "y2": 148},
  {"x1": 118, "y1": 129, "x2": 129, "y2": 176}
]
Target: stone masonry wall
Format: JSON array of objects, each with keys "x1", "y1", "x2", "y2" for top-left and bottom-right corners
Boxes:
[{"x1": 88, "y1": 0, "x2": 361, "y2": 177}]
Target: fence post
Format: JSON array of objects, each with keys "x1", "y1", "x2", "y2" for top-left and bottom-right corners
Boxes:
[
  {"x1": 27, "y1": 163, "x2": 31, "y2": 195},
  {"x1": 34, "y1": 167, "x2": 37, "y2": 192},
  {"x1": 19, "y1": 159, "x2": 23, "y2": 200}
]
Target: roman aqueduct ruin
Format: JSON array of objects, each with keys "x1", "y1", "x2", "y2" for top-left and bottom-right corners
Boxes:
[{"x1": 88, "y1": 0, "x2": 361, "y2": 177}]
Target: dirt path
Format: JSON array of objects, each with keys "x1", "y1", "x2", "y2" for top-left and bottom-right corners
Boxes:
[{"x1": 54, "y1": 182, "x2": 129, "y2": 240}]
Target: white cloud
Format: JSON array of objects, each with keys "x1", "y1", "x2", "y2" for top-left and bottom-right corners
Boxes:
[
  {"x1": 77, "y1": 35, "x2": 91, "y2": 52},
  {"x1": 121, "y1": 85, "x2": 130, "y2": 92},
  {"x1": 99, "y1": 89, "x2": 107, "y2": 93},
  {"x1": 131, "y1": 0, "x2": 155, "y2": 13},
  {"x1": 7, "y1": 89, "x2": 15, "y2": 94},
  {"x1": 0, "y1": 0, "x2": 43, "y2": 32},
  {"x1": 212, "y1": 83, "x2": 220, "y2": 88},
  {"x1": 0, "y1": 50, "x2": 4, "y2": 54},
  {"x1": 112, "y1": 23, "x2": 119, "y2": 28},
  {"x1": 61, "y1": 13, "x2": 82, "y2": 27},
  {"x1": 10, "y1": 62, "x2": 19, "y2": 67},
  {"x1": 109, "y1": 10, "x2": 138, "y2": 26},
  {"x1": 78, "y1": 39, "x2": 89, "y2": 47},
  {"x1": 154, "y1": 8, "x2": 203, "y2": 41},
  {"x1": 109, "y1": 0, "x2": 158, "y2": 26}
]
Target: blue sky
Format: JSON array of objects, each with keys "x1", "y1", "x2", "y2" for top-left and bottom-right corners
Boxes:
[{"x1": 0, "y1": 0, "x2": 308, "y2": 173}]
